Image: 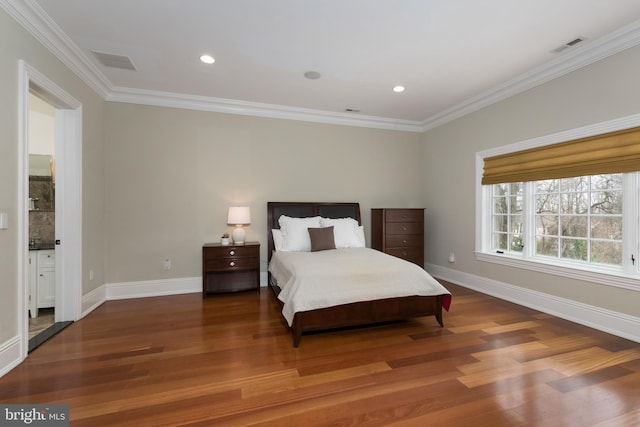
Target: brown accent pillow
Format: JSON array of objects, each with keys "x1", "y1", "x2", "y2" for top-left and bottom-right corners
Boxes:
[{"x1": 308, "y1": 226, "x2": 336, "y2": 252}]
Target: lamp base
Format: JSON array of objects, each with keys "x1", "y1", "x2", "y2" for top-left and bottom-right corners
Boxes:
[{"x1": 232, "y1": 225, "x2": 246, "y2": 244}]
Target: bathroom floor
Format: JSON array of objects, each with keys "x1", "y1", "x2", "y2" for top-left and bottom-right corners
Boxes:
[
  {"x1": 28, "y1": 308, "x2": 72, "y2": 353},
  {"x1": 29, "y1": 307, "x2": 54, "y2": 339}
]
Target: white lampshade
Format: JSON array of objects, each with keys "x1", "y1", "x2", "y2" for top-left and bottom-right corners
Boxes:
[
  {"x1": 227, "y1": 207, "x2": 251, "y2": 225},
  {"x1": 227, "y1": 207, "x2": 251, "y2": 244}
]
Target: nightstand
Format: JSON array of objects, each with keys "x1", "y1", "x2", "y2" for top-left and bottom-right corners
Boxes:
[{"x1": 202, "y1": 242, "x2": 260, "y2": 296}]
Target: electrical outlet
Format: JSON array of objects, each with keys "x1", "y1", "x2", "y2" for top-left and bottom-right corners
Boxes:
[
  {"x1": 448, "y1": 252, "x2": 455, "y2": 263},
  {"x1": 89, "y1": 270, "x2": 94, "y2": 281},
  {"x1": 163, "y1": 258, "x2": 171, "y2": 270}
]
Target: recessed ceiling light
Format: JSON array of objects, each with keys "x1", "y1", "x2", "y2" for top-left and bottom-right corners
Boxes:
[
  {"x1": 200, "y1": 54, "x2": 215, "y2": 64},
  {"x1": 304, "y1": 70, "x2": 322, "y2": 80},
  {"x1": 393, "y1": 85, "x2": 405, "y2": 93}
]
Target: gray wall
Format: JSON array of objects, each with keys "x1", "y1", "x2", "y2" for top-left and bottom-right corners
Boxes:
[
  {"x1": 104, "y1": 103, "x2": 425, "y2": 283},
  {"x1": 0, "y1": 8, "x2": 105, "y2": 345},
  {"x1": 422, "y1": 45, "x2": 640, "y2": 318}
]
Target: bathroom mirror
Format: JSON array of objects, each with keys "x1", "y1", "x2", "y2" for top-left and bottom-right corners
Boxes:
[
  {"x1": 29, "y1": 154, "x2": 53, "y2": 176},
  {"x1": 29, "y1": 154, "x2": 54, "y2": 212}
]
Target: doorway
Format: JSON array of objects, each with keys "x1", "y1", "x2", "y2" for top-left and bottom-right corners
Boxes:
[
  {"x1": 18, "y1": 61, "x2": 82, "y2": 358},
  {"x1": 26, "y1": 94, "x2": 69, "y2": 351}
]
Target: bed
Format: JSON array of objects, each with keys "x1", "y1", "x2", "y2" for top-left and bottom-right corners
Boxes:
[{"x1": 267, "y1": 201, "x2": 451, "y2": 347}]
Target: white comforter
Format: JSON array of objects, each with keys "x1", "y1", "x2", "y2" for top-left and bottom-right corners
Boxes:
[{"x1": 269, "y1": 248, "x2": 451, "y2": 326}]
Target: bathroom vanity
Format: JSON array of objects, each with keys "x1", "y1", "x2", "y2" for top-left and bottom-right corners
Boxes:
[{"x1": 28, "y1": 247, "x2": 55, "y2": 318}]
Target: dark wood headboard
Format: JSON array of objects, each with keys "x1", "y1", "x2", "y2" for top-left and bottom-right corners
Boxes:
[{"x1": 267, "y1": 202, "x2": 361, "y2": 262}]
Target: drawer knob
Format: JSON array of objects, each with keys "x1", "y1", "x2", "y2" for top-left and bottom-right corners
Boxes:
[
  {"x1": 402, "y1": 251, "x2": 407, "y2": 256},
  {"x1": 403, "y1": 240, "x2": 407, "y2": 243},
  {"x1": 230, "y1": 261, "x2": 235, "y2": 267},
  {"x1": 229, "y1": 250, "x2": 235, "y2": 255},
  {"x1": 402, "y1": 227, "x2": 407, "y2": 231}
]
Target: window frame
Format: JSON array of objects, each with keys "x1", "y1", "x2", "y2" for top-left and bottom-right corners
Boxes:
[{"x1": 476, "y1": 114, "x2": 640, "y2": 292}]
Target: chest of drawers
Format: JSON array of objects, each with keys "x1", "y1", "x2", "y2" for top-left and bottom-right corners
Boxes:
[
  {"x1": 371, "y1": 208, "x2": 425, "y2": 267},
  {"x1": 202, "y1": 242, "x2": 260, "y2": 296}
]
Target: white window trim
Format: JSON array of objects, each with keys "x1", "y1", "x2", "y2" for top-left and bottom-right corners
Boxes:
[{"x1": 476, "y1": 113, "x2": 640, "y2": 293}]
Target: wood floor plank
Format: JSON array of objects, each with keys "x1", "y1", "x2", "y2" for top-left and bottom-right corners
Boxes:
[{"x1": 1, "y1": 281, "x2": 638, "y2": 426}]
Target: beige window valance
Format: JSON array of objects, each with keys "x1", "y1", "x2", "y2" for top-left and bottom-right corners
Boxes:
[{"x1": 482, "y1": 126, "x2": 640, "y2": 185}]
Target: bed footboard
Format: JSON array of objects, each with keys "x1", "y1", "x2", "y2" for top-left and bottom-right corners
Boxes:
[{"x1": 289, "y1": 295, "x2": 443, "y2": 347}]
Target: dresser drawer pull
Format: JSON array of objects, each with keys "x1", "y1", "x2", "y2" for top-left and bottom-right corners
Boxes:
[
  {"x1": 402, "y1": 251, "x2": 407, "y2": 256},
  {"x1": 402, "y1": 227, "x2": 407, "y2": 231},
  {"x1": 229, "y1": 250, "x2": 235, "y2": 256},
  {"x1": 229, "y1": 261, "x2": 235, "y2": 267},
  {"x1": 403, "y1": 240, "x2": 407, "y2": 243}
]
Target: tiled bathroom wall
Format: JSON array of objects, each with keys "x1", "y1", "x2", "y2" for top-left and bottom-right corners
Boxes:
[{"x1": 29, "y1": 176, "x2": 55, "y2": 245}]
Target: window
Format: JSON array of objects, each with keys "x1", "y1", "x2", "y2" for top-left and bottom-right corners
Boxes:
[
  {"x1": 492, "y1": 182, "x2": 524, "y2": 253},
  {"x1": 490, "y1": 175, "x2": 623, "y2": 265},
  {"x1": 534, "y1": 175, "x2": 623, "y2": 265},
  {"x1": 477, "y1": 116, "x2": 640, "y2": 291}
]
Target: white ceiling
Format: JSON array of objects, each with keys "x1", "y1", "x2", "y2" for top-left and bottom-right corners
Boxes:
[{"x1": 15, "y1": 0, "x2": 640, "y2": 130}]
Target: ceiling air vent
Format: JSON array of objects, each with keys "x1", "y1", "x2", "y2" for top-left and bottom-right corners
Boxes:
[
  {"x1": 551, "y1": 36, "x2": 587, "y2": 54},
  {"x1": 92, "y1": 51, "x2": 136, "y2": 70}
]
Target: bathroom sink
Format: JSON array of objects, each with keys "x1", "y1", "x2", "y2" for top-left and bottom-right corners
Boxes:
[{"x1": 29, "y1": 243, "x2": 55, "y2": 250}]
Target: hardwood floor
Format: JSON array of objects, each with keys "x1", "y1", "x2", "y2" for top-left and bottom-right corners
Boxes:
[{"x1": 1, "y1": 281, "x2": 639, "y2": 426}]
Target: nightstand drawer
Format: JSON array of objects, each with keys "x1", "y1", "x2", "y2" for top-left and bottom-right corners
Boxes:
[
  {"x1": 205, "y1": 256, "x2": 258, "y2": 271},
  {"x1": 203, "y1": 245, "x2": 258, "y2": 260}
]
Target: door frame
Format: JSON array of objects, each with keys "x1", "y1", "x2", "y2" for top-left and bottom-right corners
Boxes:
[{"x1": 18, "y1": 60, "x2": 82, "y2": 357}]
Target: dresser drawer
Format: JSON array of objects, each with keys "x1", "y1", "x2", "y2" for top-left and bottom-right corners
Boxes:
[
  {"x1": 385, "y1": 234, "x2": 422, "y2": 248},
  {"x1": 385, "y1": 222, "x2": 423, "y2": 235},
  {"x1": 385, "y1": 209, "x2": 424, "y2": 223},
  {"x1": 386, "y1": 247, "x2": 423, "y2": 264}
]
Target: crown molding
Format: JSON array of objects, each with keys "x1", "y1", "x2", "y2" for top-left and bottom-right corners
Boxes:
[
  {"x1": 420, "y1": 18, "x2": 640, "y2": 131},
  {"x1": 106, "y1": 87, "x2": 425, "y2": 132},
  {"x1": 4, "y1": 0, "x2": 640, "y2": 132},
  {"x1": 0, "y1": 0, "x2": 112, "y2": 98}
]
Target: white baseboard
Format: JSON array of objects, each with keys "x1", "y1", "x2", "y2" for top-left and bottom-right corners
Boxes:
[
  {"x1": 81, "y1": 284, "x2": 106, "y2": 318},
  {"x1": 81, "y1": 274, "x2": 270, "y2": 318},
  {"x1": 0, "y1": 336, "x2": 23, "y2": 378},
  {"x1": 81, "y1": 277, "x2": 200, "y2": 318},
  {"x1": 105, "y1": 277, "x2": 201, "y2": 300},
  {"x1": 427, "y1": 263, "x2": 640, "y2": 343}
]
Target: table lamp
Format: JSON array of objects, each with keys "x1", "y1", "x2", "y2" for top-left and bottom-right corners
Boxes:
[{"x1": 227, "y1": 206, "x2": 251, "y2": 244}]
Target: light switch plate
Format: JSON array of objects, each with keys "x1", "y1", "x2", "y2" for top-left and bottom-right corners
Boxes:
[{"x1": 0, "y1": 212, "x2": 7, "y2": 229}]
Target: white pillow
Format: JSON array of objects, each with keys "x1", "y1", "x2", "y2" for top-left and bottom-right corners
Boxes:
[
  {"x1": 278, "y1": 215, "x2": 322, "y2": 251},
  {"x1": 320, "y1": 217, "x2": 364, "y2": 248},
  {"x1": 356, "y1": 225, "x2": 365, "y2": 247},
  {"x1": 271, "y1": 229, "x2": 284, "y2": 251}
]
